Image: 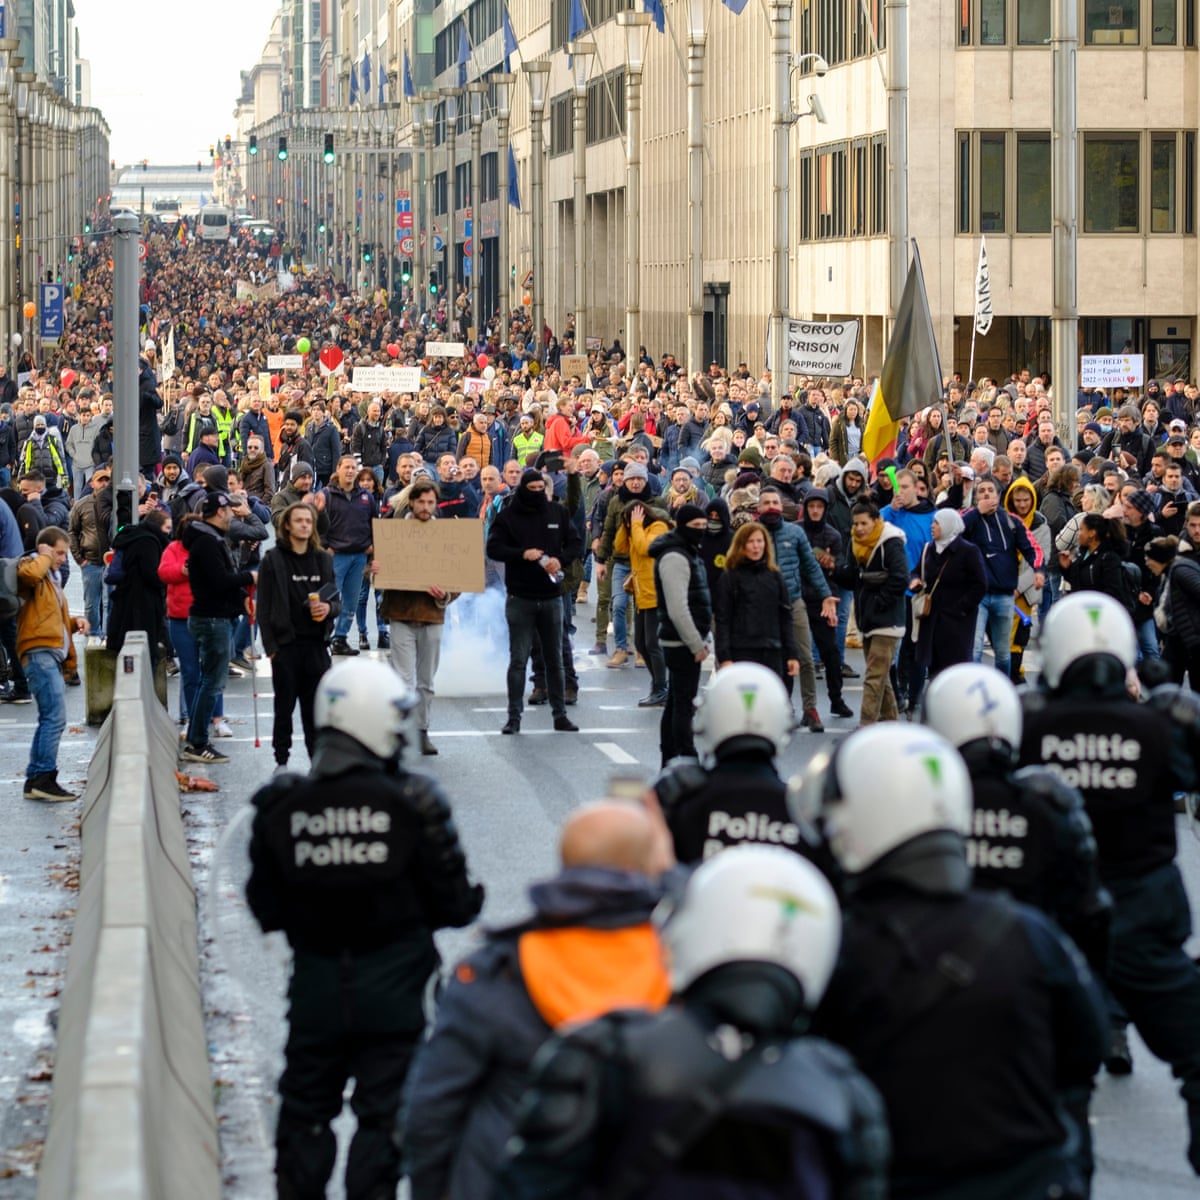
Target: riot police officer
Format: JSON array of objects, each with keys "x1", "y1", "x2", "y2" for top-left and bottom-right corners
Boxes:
[
  {"x1": 654, "y1": 662, "x2": 805, "y2": 863},
  {"x1": 246, "y1": 658, "x2": 485, "y2": 1200},
  {"x1": 923, "y1": 663, "x2": 1111, "y2": 970},
  {"x1": 494, "y1": 845, "x2": 889, "y2": 1199},
  {"x1": 1019, "y1": 590, "x2": 1200, "y2": 1174},
  {"x1": 793, "y1": 724, "x2": 1107, "y2": 1200}
]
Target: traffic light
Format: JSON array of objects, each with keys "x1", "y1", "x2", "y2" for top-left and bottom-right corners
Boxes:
[
  {"x1": 276, "y1": 196, "x2": 283, "y2": 207},
  {"x1": 429, "y1": 270, "x2": 439, "y2": 295},
  {"x1": 318, "y1": 220, "x2": 327, "y2": 234},
  {"x1": 142, "y1": 159, "x2": 148, "y2": 171},
  {"x1": 249, "y1": 134, "x2": 258, "y2": 156},
  {"x1": 225, "y1": 135, "x2": 232, "y2": 153},
  {"x1": 209, "y1": 144, "x2": 214, "y2": 159},
  {"x1": 84, "y1": 220, "x2": 91, "y2": 233},
  {"x1": 67, "y1": 246, "x2": 74, "y2": 263},
  {"x1": 401, "y1": 260, "x2": 412, "y2": 284},
  {"x1": 277, "y1": 136, "x2": 288, "y2": 161},
  {"x1": 362, "y1": 244, "x2": 373, "y2": 263},
  {"x1": 323, "y1": 133, "x2": 335, "y2": 164},
  {"x1": 197, "y1": 160, "x2": 202, "y2": 172}
]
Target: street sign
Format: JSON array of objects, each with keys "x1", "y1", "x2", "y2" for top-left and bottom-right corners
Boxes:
[
  {"x1": 138, "y1": 241, "x2": 147, "y2": 261},
  {"x1": 39, "y1": 282, "x2": 64, "y2": 342},
  {"x1": 463, "y1": 258, "x2": 472, "y2": 277},
  {"x1": 522, "y1": 269, "x2": 534, "y2": 289},
  {"x1": 464, "y1": 238, "x2": 472, "y2": 257},
  {"x1": 400, "y1": 235, "x2": 415, "y2": 255}
]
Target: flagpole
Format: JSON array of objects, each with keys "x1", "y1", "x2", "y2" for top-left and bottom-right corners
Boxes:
[{"x1": 968, "y1": 320, "x2": 977, "y2": 389}]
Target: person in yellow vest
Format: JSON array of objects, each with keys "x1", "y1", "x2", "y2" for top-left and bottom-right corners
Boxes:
[
  {"x1": 211, "y1": 389, "x2": 237, "y2": 466},
  {"x1": 511, "y1": 412, "x2": 544, "y2": 465}
]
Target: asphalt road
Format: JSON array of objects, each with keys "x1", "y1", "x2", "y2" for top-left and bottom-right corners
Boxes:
[{"x1": 2, "y1": 580, "x2": 1197, "y2": 1197}]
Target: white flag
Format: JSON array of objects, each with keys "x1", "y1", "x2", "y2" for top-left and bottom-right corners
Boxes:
[
  {"x1": 973, "y1": 237, "x2": 993, "y2": 337},
  {"x1": 162, "y1": 324, "x2": 176, "y2": 382}
]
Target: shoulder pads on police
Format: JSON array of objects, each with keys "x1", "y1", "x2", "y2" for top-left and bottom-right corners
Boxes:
[
  {"x1": 250, "y1": 772, "x2": 305, "y2": 812},
  {"x1": 1011, "y1": 765, "x2": 1086, "y2": 815},
  {"x1": 1148, "y1": 683, "x2": 1200, "y2": 734},
  {"x1": 653, "y1": 759, "x2": 709, "y2": 817},
  {"x1": 1019, "y1": 688, "x2": 1050, "y2": 717}
]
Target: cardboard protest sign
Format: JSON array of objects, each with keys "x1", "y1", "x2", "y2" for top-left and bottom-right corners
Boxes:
[{"x1": 371, "y1": 517, "x2": 485, "y2": 593}]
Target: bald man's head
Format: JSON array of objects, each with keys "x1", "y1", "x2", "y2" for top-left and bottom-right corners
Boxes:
[{"x1": 560, "y1": 801, "x2": 664, "y2": 876}]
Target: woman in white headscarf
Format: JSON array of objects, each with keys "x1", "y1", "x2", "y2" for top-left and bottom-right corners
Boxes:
[{"x1": 912, "y1": 507, "x2": 988, "y2": 680}]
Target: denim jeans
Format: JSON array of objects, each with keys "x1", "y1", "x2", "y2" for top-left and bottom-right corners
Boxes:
[
  {"x1": 974, "y1": 592, "x2": 1015, "y2": 676},
  {"x1": 1135, "y1": 617, "x2": 1160, "y2": 662},
  {"x1": 505, "y1": 595, "x2": 566, "y2": 718},
  {"x1": 835, "y1": 587, "x2": 853, "y2": 661},
  {"x1": 332, "y1": 551, "x2": 368, "y2": 640},
  {"x1": 611, "y1": 560, "x2": 632, "y2": 651},
  {"x1": 186, "y1": 616, "x2": 231, "y2": 747},
  {"x1": 23, "y1": 648, "x2": 66, "y2": 779},
  {"x1": 171, "y1": 617, "x2": 222, "y2": 723},
  {"x1": 357, "y1": 578, "x2": 385, "y2": 636},
  {"x1": 81, "y1": 562, "x2": 105, "y2": 639}
]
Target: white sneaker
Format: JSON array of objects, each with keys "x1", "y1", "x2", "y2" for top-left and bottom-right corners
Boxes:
[{"x1": 211, "y1": 719, "x2": 234, "y2": 738}]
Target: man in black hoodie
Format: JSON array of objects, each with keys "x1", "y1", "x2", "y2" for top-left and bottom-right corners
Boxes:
[
  {"x1": 487, "y1": 468, "x2": 583, "y2": 735},
  {"x1": 181, "y1": 492, "x2": 256, "y2": 764}
]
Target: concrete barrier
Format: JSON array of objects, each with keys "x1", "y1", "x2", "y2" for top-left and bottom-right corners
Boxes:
[{"x1": 38, "y1": 633, "x2": 220, "y2": 1200}]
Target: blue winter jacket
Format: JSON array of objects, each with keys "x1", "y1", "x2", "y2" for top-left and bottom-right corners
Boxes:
[
  {"x1": 767, "y1": 519, "x2": 832, "y2": 605},
  {"x1": 961, "y1": 507, "x2": 1043, "y2": 595}
]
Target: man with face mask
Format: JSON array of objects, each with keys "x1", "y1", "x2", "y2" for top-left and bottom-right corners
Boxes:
[{"x1": 487, "y1": 469, "x2": 583, "y2": 735}]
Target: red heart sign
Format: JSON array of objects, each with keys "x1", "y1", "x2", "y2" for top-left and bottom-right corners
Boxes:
[{"x1": 319, "y1": 345, "x2": 344, "y2": 373}]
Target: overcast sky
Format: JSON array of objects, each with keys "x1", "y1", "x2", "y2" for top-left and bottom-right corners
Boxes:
[{"x1": 72, "y1": 0, "x2": 283, "y2": 165}]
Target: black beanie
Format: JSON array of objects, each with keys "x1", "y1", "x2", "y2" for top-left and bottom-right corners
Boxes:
[{"x1": 675, "y1": 503, "x2": 707, "y2": 528}]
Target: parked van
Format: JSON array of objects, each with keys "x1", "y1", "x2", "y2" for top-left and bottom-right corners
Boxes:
[{"x1": 198, "y1": 206, "x2": 232, "y2": 242}]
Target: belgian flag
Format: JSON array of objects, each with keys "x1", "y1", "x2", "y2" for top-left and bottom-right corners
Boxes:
[{"x1": 861, "y1": 245, "x2": 943, "y2": 466}]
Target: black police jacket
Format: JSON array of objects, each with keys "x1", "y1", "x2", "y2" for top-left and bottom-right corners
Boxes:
[
  {"x1": 816, "y1": 882, "x2": 1106, "y2": 1198},
  {"x1": 1019, "y1": 688, "x2": 1178, "y2": 882},
  {"x1": 246, "y1": 763, "x2": 483, "y2": 955},
  {"x1": 497, "y1": 991, "x2": 888, "y2": 1200}
]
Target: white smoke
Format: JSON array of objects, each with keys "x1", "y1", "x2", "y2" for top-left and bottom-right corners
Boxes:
[{"x1": 434, "y1": 586, "x2": 511, "y2": 696}]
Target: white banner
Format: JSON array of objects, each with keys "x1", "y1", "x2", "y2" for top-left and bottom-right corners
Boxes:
[
  {"x1": 162, "y1": 325, "x2": 176, "y2": 383},
  {"x1": 267, "y1": 354, "x2": 304, "y2": 370},
  {"x1": 425, "y1": 341, "x2": 465, "y2": 358},
  {"x1": 351, "y1": 366, "x2": 422, "y2": 393},
  {"x1": 1080, "y1": 354, "x2": 1145, "y2": 388},
  {"x1": 462, "y1": 377, "x2": 488, "y2": 396},
  {"x1": 973, "y1": 237, "x2": 993, "y2": 337},
  {"x1": 771, "y1": 319, "x2": 861, "y2": 377}
]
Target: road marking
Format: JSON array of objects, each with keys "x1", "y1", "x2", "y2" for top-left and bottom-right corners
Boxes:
[
  {"x1": 431, "y1": 727, "x2": 640, "y2": 737},
  {"x1": 471, "y1": 707, "x2": 508, "y2": 713},
  {"x1": 594, "y1": 741, "x2": 639, "y2": 764}
]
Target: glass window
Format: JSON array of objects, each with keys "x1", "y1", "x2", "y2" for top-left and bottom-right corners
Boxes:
[
  {"x1": 851, "y1": 139, "x2": 868, "y2": 236},
  {"x1": 980, "y1": 133, "x2": 1006, "y2": 232},
  {"x1": 816, "y1": 144, "x2": 847, "y2": 239},
  {"x1": 1186, "y1": 131, "x2": 1196, "y2": 234},
  {"x1": 870, "y1": 134, "x2": 888, "y2": 235},
  {"x1": 799, "y1": 150, "x2": 814, "y2": 241},
  {"x1": 981, "y1": 0, "x2": 1006, "y2": 43},
  {"x1": 957, "y1": 131, "x2": 971, "y2": 233},
  {"x1": 1084, "y1": 135, "x2": 1140, "y2": 231},
  {"x1": 1085, "y1": 0, "x2": 1140, "y2": 43},
  {"x1": 1017, "y1": 0, "x2": 1051, "y2": 42},
  {"x1": 1152, "y1": 0, "x2": 1178, "y2": 41},
  {"x1": 1152, "y1": 134, "x2": 1177, "y2": 232},
  {"x1": 1016, "y1": 134, "x2": 1051, "y2": 232}
]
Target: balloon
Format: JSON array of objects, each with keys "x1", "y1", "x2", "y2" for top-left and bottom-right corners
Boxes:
[
  {"x1": 22, "y1": 301, "x2": 34, "y2": 320},
  {"x1": 522, "y1": 293, "x2": 532, "y2": 306},
  {"x1": 60, "y1": 369, "x2": 76, "y2": 389},
  {"x1": 476, "y1": 353, "x2": 489, "y2": 369},
  {"x1": 482, "y1": 365, "x2": 496, "y2": 381},
  {"x1": 386, "y1": 342, "x2": 400, "y2": 358},
  {"x1": 296, "y1": 336, "x2": 312, "y2": 355},
  {"x1": 270, "y1": 375, "x2": 280, "y2": 390}
]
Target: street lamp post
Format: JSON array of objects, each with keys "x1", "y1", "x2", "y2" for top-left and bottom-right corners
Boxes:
[
  {"x1": 523, "y1": 62, "x2": 551, "y2": 363},
  {"x1": 442, "y1": 88, "x2": 460, "y2": 330},
  {"x1": 768, "y1": 2, "x2": 791, "y2": 410},
  {"x1": 1051, "y1": 0, "x2": 1078, "y2": 439},
  {"x1": 468, "y1": 81, "x2": 486, "y2": 342},
  {"x1": 619, "y1": 14, "x2": 650, "y2": 373},
  {"x1": 686, "y1": 2, "x2": 705, "y2": 376},
  {"x1": 412, "y1": 97, "x2": 427, "y2": 313},
  {"x1": 885, "y1": 0, "x2": 909, "y2": 318},
  {"x1": 421, "y1": 97, "x2": 436, "y2": 309},
  {"x1": 0, "y1": 38, "x2": 14, "y2": 359},
  {"x1": 568, "y1": 41, "x2": 594, "y2": 360},
  {"x1": 494, "y1": 73, "x2": 515, "y2": 345}
]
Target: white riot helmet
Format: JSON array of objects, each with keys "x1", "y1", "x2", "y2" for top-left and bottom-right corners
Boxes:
[
  {"x1": 314, "y1": 658, "x2": 418, "y2": 761},
  {"x1": 693, "y1": 662, "x2": 793, "y2": 763},
  {"x1": 657, "y1": 845, "x2": 840, "y2": 1008},
  {"x1": 1039, "y1": 591, "x2": 1137, "y2": 690},
  {"x1": 788, "y1": 725, "x2": 972, "y2": 876},
  {"x1": 922, "y1": 663, "x2": 1022, "y2": 754}
]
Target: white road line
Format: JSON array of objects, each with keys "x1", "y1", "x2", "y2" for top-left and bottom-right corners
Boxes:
[
  {"x1": 594, "y1": 742, "x2": 639, "y2": 764},
  {"x1": 471, "y1": 707, "x2": 508, "y2": 713},
  {"x1": 431, "y1": 727, "x2": 640, "y2": 737}
]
